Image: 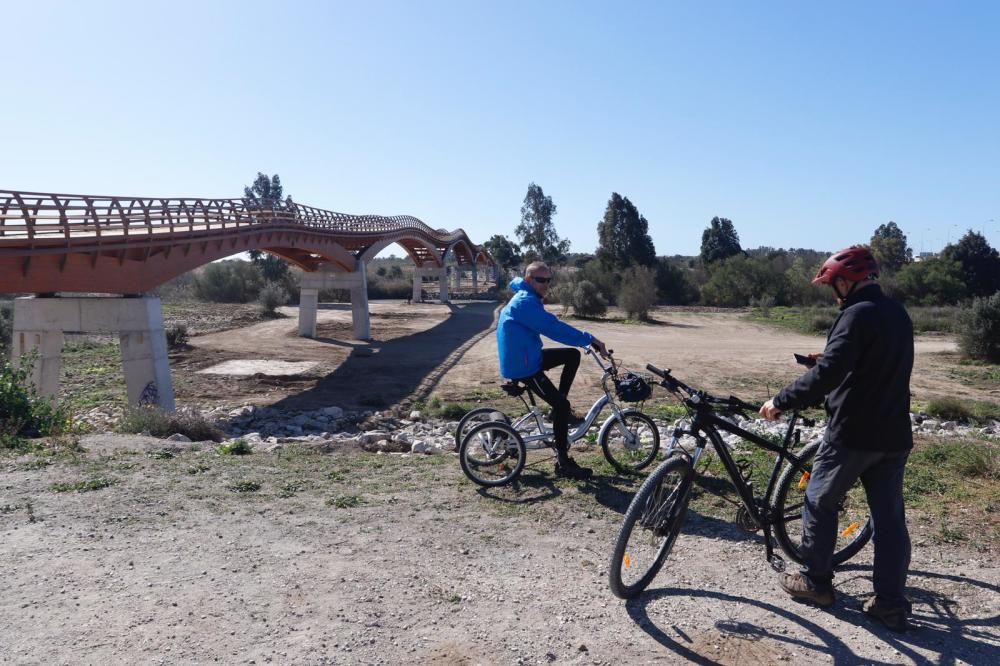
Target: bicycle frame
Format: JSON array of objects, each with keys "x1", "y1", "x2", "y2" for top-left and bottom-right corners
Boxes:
[
  {"x1": 507, "y1": 348, "x2": 630, "y2": 449},
  {"x1": 663, "y1": 403, "x2": 813, "y2": 569}
]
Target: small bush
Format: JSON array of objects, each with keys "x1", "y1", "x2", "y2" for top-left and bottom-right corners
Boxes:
[
  {"x1": 218, "y1": 439, "x2": 253, "y2": 455},
  {"x1": 924, "y1": 397, "x2": 973, "y2": 422},
  {"x1": 0, "y1": 354, "x2": 71, "y2": 449},
  {"x1": 958, "y1": 293, "x2": 1000, "y2": 362},
  {"x1": 165, "y1": 324, "x2": 189, "y2": 348},
  {"x1": 572, "y1": 280, "x2": 607, "y2": 317},
  {"x1": 228, "y1": 480, "x2": 261, "y2": 493},
  {"x1": 0, "y1": 300, "x2": 12, "y2": 359},
  {"x1": 117, "y1": 405, "x2": 224, "y2": 442},
  {"x1": 810, "y1": 311, "x2": 836, "y2": 332},
  {"x1": 193, "y1": 260, "x2": 264, "y2": 303},
  {"x1": 618, "y1": 266, "x2": 657, "y2": 321},
  {"x1": 258, "y1": 282, "x2": 289, "y2": 316},
  {"x1": 51, "y1": 477, "x2": 116, "y2": 493},
  {"x1": 909, "y1": 306, "x2": 958, "y2": 334}
]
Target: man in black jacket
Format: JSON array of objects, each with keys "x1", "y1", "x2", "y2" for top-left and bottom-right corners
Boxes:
[{"x1": 760, "y1": 246, "x2": 914, "y2": 631}]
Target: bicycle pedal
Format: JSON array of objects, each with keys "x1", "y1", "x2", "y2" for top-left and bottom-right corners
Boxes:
[{"x1": 769, "y1": 555, "x2": 786, "y2": 573}]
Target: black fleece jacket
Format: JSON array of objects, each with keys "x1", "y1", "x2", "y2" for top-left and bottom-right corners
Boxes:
[{"x1": 773, "y1": 284, "x2": 914, "y2": 452}]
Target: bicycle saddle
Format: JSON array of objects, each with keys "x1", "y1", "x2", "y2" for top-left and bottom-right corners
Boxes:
[{"x1": 500, "y1": 381, "x2": 528, "y2": 397}]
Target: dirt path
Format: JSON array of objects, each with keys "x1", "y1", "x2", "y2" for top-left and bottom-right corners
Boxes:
[
  {"x1": 1, "y1": 435, "x2": 996, "y2": 664},
  {"x1": 172, "y1": 302, "x2": 981, "y2": 412}
]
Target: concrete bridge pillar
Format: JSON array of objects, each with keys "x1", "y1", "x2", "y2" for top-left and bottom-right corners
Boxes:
[
  {"x1": 12, "y1": 296, "x2": 175, "y2": 411},
  {"x1": 298, "y1": 265, "x2": 370, "y2": 341},
  {"x1": 439, "y1": 264, "x2": 450, "y2": 303},
  {"x1": 452, "y1": 267, "x2": 461, "y2": 291},
  {"x1": 471, "y1": 265, "x2": 478, "y2": 294},
  {"x1": 351, "y1": 259, "x2": 371, "y2": 340},
  {"x1": 298, "y1": 288, "x2": 320, "y2": 337},
  {"x1": 412, "y1": 267, "x2": 424, "y2": 302}
]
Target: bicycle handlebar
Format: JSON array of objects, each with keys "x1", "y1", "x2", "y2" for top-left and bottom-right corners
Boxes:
[{"x1": 646, "y1": 363, "x2": 761, "y2": 414}]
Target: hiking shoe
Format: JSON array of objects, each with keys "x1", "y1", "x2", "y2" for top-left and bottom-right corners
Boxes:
[
  {"x1": 555, "y1": 458, "x2": 593, "y2": 480},
  {"x1": 863, "y1": 596, "x2": 911, "y2": 632},
  {"x1": 779, "y1": 573, "x2": 835, "y2": 608}
]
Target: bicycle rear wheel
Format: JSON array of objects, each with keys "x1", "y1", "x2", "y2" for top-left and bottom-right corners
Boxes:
[
  {"x1": 453, "y1": 407, "x2": 510, "y2": 451},
  {"x1": 608, "y1": 455, "x2": 693, "y2": 599},
  {"x1": 459, "y1": 421, "x2": 526, "y2": 487},
  {"x1": 773, "y1": 440, "x2": 873, "y2": 565}
]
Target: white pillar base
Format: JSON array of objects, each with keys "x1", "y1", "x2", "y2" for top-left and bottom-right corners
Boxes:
[
  {"x1": 298, "y1": 288, "x2": 319, "y2": 338},
  {"x1": 472, "y1": 265, "x2": 478, "y2": 293},
  {"x1": 12, "y1": 296, "x2": 175, "y2": 411},
  {"x1": 412, "y1": 269, "x2": 423, "y2": 302},
  {"x1": 300, "y1": 266, "x2": 370, "y2": 341},
  {"x1": 351, "y1": 260, "x2": 371, "y2": 340},
  {"x1": 439, "y1": 265, "x2": 450, "y2": 303}
]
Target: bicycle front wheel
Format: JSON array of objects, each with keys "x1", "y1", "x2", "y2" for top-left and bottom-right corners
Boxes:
[
  {"x1": 609, "y1": 455, "x2": 693, "y2": 599},
  {"x1": 599, "y1": 409, "x2": 661, "y2": 472},
  {"x1": 773, "y1": 440, "x2": 873, "y2": 565},
  {"x1": 453, "y1": 407, "x2": 509, "y2": 451},
  {"x1": 459, "y1": 421, "x2": 526, "y2": 487}
]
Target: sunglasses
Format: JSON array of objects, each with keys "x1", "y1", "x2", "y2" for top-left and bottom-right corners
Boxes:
[{"x1": 531, "y1": 276, "x2": 553, "y2": 284}]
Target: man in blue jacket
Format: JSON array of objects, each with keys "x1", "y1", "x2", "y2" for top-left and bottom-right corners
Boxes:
[
  {"x1": 497, "y1": 261, "x2": 608, "y2": 480},
  {"x1": 760, "y1": 246, "x2": 914, "y2": 631}
]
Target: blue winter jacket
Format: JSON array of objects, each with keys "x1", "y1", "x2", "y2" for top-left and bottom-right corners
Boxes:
[{"x1": 497, "y1": 277, "x2": 594, "y2": 379}]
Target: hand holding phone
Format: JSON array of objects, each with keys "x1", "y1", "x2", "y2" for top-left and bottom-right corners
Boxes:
[{"x1": 794, "y1": 353, "x2": 817, "y2": 368}]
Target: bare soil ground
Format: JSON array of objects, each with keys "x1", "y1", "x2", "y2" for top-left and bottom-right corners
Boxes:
[
  {"x1": 167, "y1": 301, "x2": 987, "y2": 413},
  {"x1": 3, "y1": 301, "x2": 998, "y2": 665}
]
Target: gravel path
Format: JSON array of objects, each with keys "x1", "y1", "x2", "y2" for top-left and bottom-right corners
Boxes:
[{"x1": 1, "y1": 434, "x2": 997, "y2": 665}]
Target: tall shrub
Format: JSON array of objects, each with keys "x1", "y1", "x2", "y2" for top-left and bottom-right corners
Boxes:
[
  {"x1": 618, "y1": 266, "x2": 657, "y2": 320},
  {"x1": 958, "y1": 293, "x2": 1000, "y2": 362},
  {"x1": 0, "y1": 354, "x2": 70, "y2": 448},
  {"x1": 572, "y1": 280, "x2": 607, "y2": 317}
]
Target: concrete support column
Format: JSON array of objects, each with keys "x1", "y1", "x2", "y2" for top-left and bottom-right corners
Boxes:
[
  {"x1": 350, "y1": 259, "x2": 371, "y2": 340},
  {"x1": 12, "y1": 296, "x2": 175, "y2": 411},
  {"x1": 453, "y1": 267, "x2": 461, "y2": 291},
  {"x1": 439, "y1": 264, "x2": 450, "y2": 303},
  {"x1": 12, "y1": 328, "x2": 64, "y2": 399},
  {"x1": 298, "y1": 288, "x2": 319, "y2": 338},
  {"x1": 471, "y1": 265, "x2": 478, "y2": 293},
  {"x1": 412, "y1": 267, "x2": 423, "y2": 302}
]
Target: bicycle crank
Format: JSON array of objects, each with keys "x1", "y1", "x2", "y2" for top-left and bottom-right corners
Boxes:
[{"x1": 735, "y1": 505, "x2": 761, "y2": 533}]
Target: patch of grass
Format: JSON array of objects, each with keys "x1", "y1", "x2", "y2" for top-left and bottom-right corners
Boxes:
[
  {"x1": 217, "y1": 439, "x2": 253, "y2": 455},
  {"x1": 186, "y1": 463, "x2": 210, "y2": 475},
  {"x1": 228, "y1": 480, "x2": 261, "y2": 493},
  {"x1": 327, "y1": 494, "x2": 365, "y2": 508},
  {"x1": 118, "y1": 405, "x2": 224, "y2": 442},
  {"x1": 277, "y1": 482, "x2": 304, "y2": 498},
  {"x1": 924, "y1": 397, "x2": 1000, "y2": 424},
  {"x1": 745, "y1": 306, "x2": 838, "y2": 335},
  {"x1": 147, "y1": 449, "x2": 176, "y2": 460},
  {"x1": 59, "y1": 339, "x2": 127, "y2": 411},
  {"x1": 51, "y1": 477, "x2": 116, "y2": 493},
  {"x1": 909, "y1": 306, "x2": 958, "y2": 334}
]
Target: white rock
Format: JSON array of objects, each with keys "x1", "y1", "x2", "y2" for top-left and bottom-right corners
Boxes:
[
  {"x1": 410, "y1": 440, "x2": 430, "y2": 454},
  {"x1": 409, "y1": 410, "x2": 422, "y2": 420}
]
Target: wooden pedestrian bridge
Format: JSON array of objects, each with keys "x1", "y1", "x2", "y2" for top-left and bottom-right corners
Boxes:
[{"x1": 0, "y1": 188, "x2": 497, "y2": 410}]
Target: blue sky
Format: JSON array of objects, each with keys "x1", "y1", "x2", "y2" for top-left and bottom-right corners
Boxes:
[{"x1": 3, "y1": 0, "x2": 998, "y2": 256}]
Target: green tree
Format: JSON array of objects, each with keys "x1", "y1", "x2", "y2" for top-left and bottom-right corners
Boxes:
[
  {"x1": 700, "y1": 254, "x2": 791, "y2": 307},
  {"x1": 483, "y1": 234, "x2": 522, "y2": 271},
  {"x1": 958, "y1": 292, "x2": 1000, "y2": 362},
  {"x1": 700, "y1": 217, "x2": 742, "y2": 264},
  {"x1": 243, "y1": 172, "x2": 290, "y2": 281},
  {"x1": 596, "y1": 193, "x2": 656, "y2": 269},
  {"x1": 894, "y1": 257, "x2": 966, "y2": 305},
  {"x1": 869, "y1": 221, "x2": 912, "y2": 273},
  {"x1": 654, "y1": 259, "x2": 698, "y2": 305},
  {"x1": 243, "y1": 172, "x2": 284, "y2": 204},
  {"x1": 942, "y1": 230, "x2": 1000, "y2": 298},
  {"x1": 516, "y1": 183, "x2": 569, "y2": 263},
  {"x1": 618, "y1": 265, "x2": 658, "y2": 320}
]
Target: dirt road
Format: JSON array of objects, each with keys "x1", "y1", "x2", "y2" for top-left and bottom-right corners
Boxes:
[{"x1": 172, "y1": 302, "x2": 979, "y2": 413}]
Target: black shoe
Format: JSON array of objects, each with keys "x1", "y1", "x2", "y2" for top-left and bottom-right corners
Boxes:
[
  {"x1": 862, "y1": 596, "x2": 911, "y2": 632},
  {"x1": 567, "y1": 412, "x2": 586, "y2": 429},
  {"x1": 555, "y1": 458, "x2": 593, "y2": 480}
]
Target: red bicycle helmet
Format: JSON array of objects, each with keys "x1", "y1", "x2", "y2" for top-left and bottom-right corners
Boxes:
[{"x1": 813, "y1": 246, "x2": 879, "y2": 285}]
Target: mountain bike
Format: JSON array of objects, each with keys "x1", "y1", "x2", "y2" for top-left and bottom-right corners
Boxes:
[
  {"x1": 608, "y1": 364, "x2": 873, "y2": 599},
  {"x1": 456, "y1": 348, "x2": 660, "y2": 486}
]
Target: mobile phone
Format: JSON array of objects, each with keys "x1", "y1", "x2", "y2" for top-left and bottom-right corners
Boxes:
[{"x1": 794, "y1": 353, "x2": 817, "y2": 368}]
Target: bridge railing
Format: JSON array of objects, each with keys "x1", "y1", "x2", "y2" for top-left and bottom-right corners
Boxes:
[{"x1": 0, "y1": 190, "x2": 470, "y2": 246}]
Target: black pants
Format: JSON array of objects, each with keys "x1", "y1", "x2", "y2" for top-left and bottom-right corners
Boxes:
[{"x1": 522, "y1": 348, "x2": 581, "y2": 457}]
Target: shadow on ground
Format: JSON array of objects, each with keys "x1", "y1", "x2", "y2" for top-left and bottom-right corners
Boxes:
[
  {"x1": 627, "y1": 567, "x2": 999, "y2": 665},
  {"x1": 271, "y1": 301, "x2": 497, "y2": 411}
]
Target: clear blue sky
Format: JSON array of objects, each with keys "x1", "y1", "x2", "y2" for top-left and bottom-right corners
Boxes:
[{"x1": 3, "y1": 0, "x2": 998, "y2": 256}]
